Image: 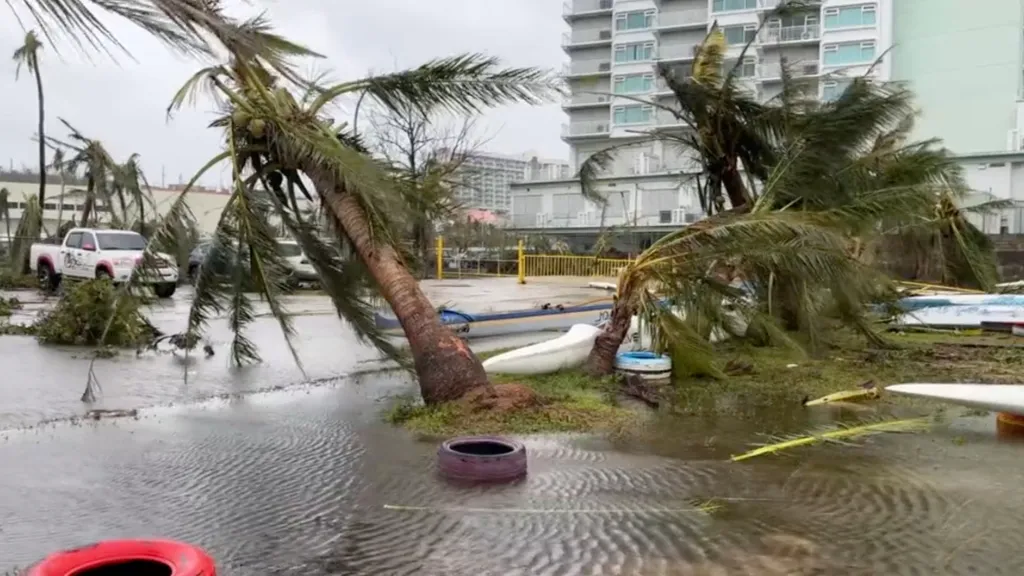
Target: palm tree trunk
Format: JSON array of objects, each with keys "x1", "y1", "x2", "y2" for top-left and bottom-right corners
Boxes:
[
  {"x1": 309, "y1": 171, "x2": 489, "y2": 403},
  {"x1": 80, "y1": 178, "x2": 94, "y2": 227},
  {"x1": 33, "y1": 60, "x2": 46, "y2": 233},
  {"x1": 585, "y1": 296, "x2": 633, "y2": 376},
  {"x1": 55, "y1": 177, "x2": 65, "y2": 234},
  {"x1": 722, "y1": 161, "x2": 751, "y2": 210}
]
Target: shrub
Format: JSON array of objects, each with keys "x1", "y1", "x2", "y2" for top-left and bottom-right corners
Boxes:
[{"x1": 35, "y1": 279, "x2": 157, "y2": 347}]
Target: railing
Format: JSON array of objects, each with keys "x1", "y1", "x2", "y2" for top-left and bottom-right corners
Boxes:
[
  {"x1": 761, "y1": 25, "x2": 821, "y2": 44},
  {"x1": 561, "y1": 121, "x2": 611, "y2": 137},
  {"x1": 563, "y1": 93, "x2": 612, "y2": 107},
  {"x1": 562, "y1": 29, "x2": 613, "y2": 48},
  {"x1": 429, "y1": 237, "x2": 633, "y2": 284},
  {"x1": 563, "y1": 0, "x2": 613, "y2": 17},
  {"x1": 759, "y1": 60, "x2": 820, "y2": 79},
  {"x1": 561, "y1": 60, "x2": 613, "y2": 77},
  {"x1": 523, "y1": 254, "x2": 632, "y2": 280},
  {"x1": 656, "y1": 43, "x2": 699, "y2": 61},
  {"x1": 655, "y1": 9, "x2": 708, "y2": 28}
]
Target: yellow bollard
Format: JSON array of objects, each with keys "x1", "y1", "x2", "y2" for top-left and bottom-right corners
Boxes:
[
  {"x1": 435, "y1": 236, "x2": 444, "y2": 280},
  {"x1": 517, "y1": 240, "x2": 526, "y2": 285}
]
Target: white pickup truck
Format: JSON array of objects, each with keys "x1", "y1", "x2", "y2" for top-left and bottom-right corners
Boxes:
[{"x1": 29, "y1": 228, "x2": 180, "y2": 298}]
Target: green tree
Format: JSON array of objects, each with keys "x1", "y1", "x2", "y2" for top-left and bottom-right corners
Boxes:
[
  {"x1": 579, "y1": 30, "x2": 999, "y2": 376},
  {"x1": 12, "y1": 31, "x2": 47, "y2": 233},
  {"x1": 162, "y1": 49, "x2": 559, "y2": 404}
]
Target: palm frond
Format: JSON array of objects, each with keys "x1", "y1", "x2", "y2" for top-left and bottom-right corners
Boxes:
[
  {"x1": 311, "y1": 54, "x2": 563, "y2": 116},
  {"x1": 731, "y1": 417, "x2": 930, "y2": 462}
]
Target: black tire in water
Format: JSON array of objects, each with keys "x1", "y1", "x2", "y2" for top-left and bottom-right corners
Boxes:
[{"x1": 436, "y1": 436, "x2": 527, "y2": 482}]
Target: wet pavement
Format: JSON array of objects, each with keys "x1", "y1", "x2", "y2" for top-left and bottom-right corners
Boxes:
[{"x1": 1, "y1": 279, "x2": 1023, "y2": 574}]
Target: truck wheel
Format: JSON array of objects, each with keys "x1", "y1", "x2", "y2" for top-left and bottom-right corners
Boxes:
[
  {"x1": 95, "y1": 267, "x2": 112, "y2": 281},
  {"x1": 153, "y1": 283, "x2": 177, "y2": 299},
  {"x1": 37, "y1": 262, "x2": 59, "y2": 292}
]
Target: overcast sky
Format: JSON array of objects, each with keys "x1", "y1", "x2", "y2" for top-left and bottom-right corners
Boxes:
[{"x1": 0, "y1": 0, "x2": 568, "y2": 187}]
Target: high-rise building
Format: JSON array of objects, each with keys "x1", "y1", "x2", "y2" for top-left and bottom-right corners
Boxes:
[
  {"x1": 509, "y1": 0, "x2": 1024, "y2": 243},
  {"x1": 452, "y1": 151, "x2": 570, "y2": 213},
  {"x1": 561, "y1": 0, "x2": 895, "y2": 175}
]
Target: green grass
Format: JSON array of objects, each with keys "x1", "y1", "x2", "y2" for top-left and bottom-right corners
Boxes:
[
  {"x1": 386, "y1": 348, "x2": 637, "y2": 436},
  {"x1": 385, "y1": 329, "x2": 1024, "y2": 436}
]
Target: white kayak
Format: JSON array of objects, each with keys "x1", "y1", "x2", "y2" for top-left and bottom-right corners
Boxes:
[
  {"x1": 886, "y1": 383, "x2": 1024, "y2": 414},
  {"x1": 482, "y1": 324, "x2": 601, "y2": 375},
  {"x1": 899, "y1": 293, "x2": 1024, "y2": 311},
  {"x1": 587, "y1": 281, "x2": 617, "y2": 291},
  {"x1": 892, "y1": 304, "x2": 1024, "y2": 329}
]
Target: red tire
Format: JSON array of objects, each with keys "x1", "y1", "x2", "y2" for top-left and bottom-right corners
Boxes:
[
  {"x1": 437, "y1": 436, "x2": 527, "y2": 482},
  {"x1": 26, "y1": 539, "x2": 215, "y2": 575}
]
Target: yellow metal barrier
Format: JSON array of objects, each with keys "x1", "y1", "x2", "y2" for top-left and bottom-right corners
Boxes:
[
  {"x1": 522, "y1": 254, "x2": 632, "y2": 279},
  {"x1": 433, "y1": 236, "x2": 521, "y2": 280},
  {"x1": 431, "y1": 236, "x2": 630, "y2": 283}
]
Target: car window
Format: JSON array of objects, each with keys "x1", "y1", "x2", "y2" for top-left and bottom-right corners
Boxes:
[
  {"x1": 65, "y1": 232, "x2": 82, "y2": 249},
  {"x1": 82, "y1": 232, "x2": 97, "y2": 248},
  {"x1": 96, "y1": 232, "x2": 147, "y2": 251}
]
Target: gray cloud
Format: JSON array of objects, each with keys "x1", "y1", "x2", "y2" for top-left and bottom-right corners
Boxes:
[{"x1": 0, "y1": 0, "x2": 567, "y2": 186}]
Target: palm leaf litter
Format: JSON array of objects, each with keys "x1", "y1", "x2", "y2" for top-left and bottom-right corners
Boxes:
[{"x1": 730, "y1": 417, "x2": 931, "y2": 462}]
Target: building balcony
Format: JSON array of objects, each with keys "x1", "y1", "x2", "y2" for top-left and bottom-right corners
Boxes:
[
  {"x1": 760, "y1": 25, "x2": 821, "y2": 45},
  {"x1": 562, "y1": 29, "x2": 614, "y2": 51},
  {"x1": 561, "y1": 121, "x2": 611, "y2": 139},
  {"x1": 562, "y1": 92, "x2": 612, "y2": 110},
  {"x1": 654, "y1": 8, "x2": 708, "y2": 31},
  {"x1": 562, "y1": 60, "x2": 613, "y2": 78},
  {"x1": 562, "y1": 0, "x2": 613, "y2": 22},
  {"x1": 655, "y1": 43, "x2": 699, "y2": 63},
  {"x1": 759, "y1": 60, "x2": 820, "y2": 81}
]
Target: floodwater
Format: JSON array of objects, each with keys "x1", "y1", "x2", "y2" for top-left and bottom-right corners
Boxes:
[{"x1": 1, "y1": 279, "x2": 1023, "y2": 574}]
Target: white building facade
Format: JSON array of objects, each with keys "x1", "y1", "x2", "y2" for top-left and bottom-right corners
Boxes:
[
  {"x1": 454, "y1": 151, "x2": 570, "y2": 214},
  {"x1": 512, "y1": 0, "x2": 1024, "y2": 241}
]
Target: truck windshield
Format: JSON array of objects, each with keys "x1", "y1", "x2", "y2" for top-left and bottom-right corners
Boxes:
[{"x1": 96, "y1": 232, "x2": 147, "y2": 251}]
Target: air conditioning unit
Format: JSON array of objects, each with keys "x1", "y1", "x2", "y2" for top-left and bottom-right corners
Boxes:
[
  {"x1": 685, "y1": 212, "x2": 702, "y2": 224},
  {"x1": 599, "y1": 30, "x2": 612, "y2": 40},
  {"x1": 801, "y1": 30, "x2": 813, "y2": 40},
  {"x1": 598, "y1": 62, "x2": 611, "y2": 72},
  {"x1": 671, "y1": 208, "x2": 687, "y2": 225},
  {"x1": 597, "y1": 95, "x2": 608, "y2": 103},
  {"x1": 576, "y1": 211, "x2": 590, "y2": 225},
  {"x1": 599, "y1": 0, "x2": 612, "y2": 8},
  {"x1": 595, "y1": 123, "x2": 609, "y2": 133}
]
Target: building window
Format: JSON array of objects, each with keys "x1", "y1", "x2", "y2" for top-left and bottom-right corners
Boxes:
[
  {"x1": 615, "y1": 10, "x2": 655, "y2": 31},
  {"x1": 821, "y1": 80, "x2": 851, "y2": 101},
  {"x1": 738, "y1": 57, "x2": 756, "y2": 77},
  {"x1": 822, "y1": 41, "x2": 876, "y2": 66},
  {"x1": 824, "y1": 4, "x2": 877, "y2": 29},
  {"x1": 614, "y1": 42, "x2": 655, "y2": 63},
  {"x1": 722, "y1": 24, "x2": 757, "y2": 46},
  {"x1": 614, "y1": 73, "x2": 655, "y2": 93},
  {"x1": 712, "y1": 0, "x2": 757, "y2": 13},
  {"x1": 613, "y1": 105, "x2": 654, "y2": 125}
]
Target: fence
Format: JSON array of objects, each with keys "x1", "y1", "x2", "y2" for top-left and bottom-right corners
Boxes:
[{"x1": 432, "y1": 237, "x2": 632, "y2": 284}]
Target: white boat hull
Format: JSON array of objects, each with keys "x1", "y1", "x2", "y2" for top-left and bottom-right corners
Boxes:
[
  {"x1": 886, "y1": 383, "x2": 1024, "y2": 414},
  {"x1": 482, "y1": 324, "x2": 601, "y2": 375},
  {"x1": 623, "y1": 310, "x2": 747, "y2": 350},
  {"x1": 892, "y1": 305, "x2": 1024, "y2": 329}
]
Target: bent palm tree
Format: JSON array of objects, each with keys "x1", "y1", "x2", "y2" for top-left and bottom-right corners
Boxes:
[
  {"x1": 581, "y1": 38, "x2": 997, "y2": 374},
  {"x1": 12, "y1": 31, "x2": 47, "y2": 233},
  {"x1": 166, "y1": 53, "x2": 560, "y2": 404}
]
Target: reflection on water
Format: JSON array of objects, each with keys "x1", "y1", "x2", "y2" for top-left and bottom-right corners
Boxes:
[{"x1": 2, "y1": 371, "x2": 1023, "y2": 575}]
